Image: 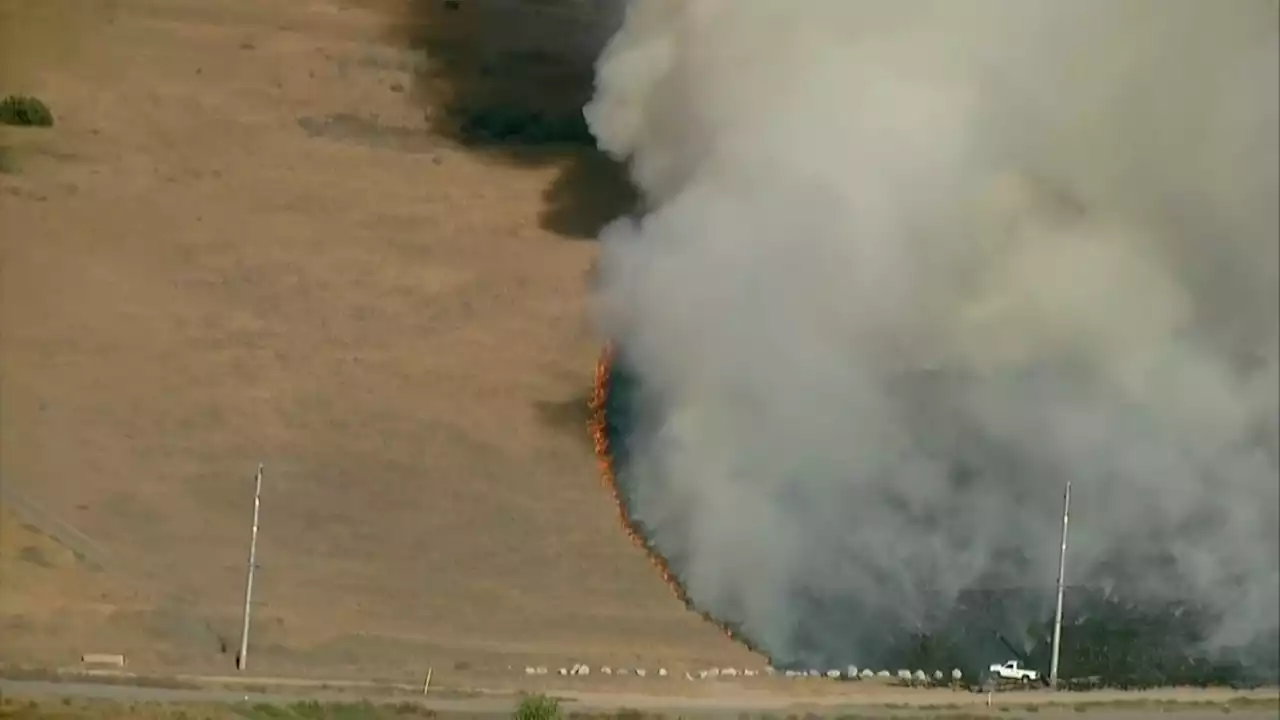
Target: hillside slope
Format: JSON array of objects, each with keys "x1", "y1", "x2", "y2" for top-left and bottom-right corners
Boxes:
[{"x1": 0, "y1": 0, "x2": 756, "y2": 681}]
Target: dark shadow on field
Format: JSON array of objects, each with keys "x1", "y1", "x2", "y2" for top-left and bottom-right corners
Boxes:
[
  {"x1": 534, "y1": 392, "x2": 594, "y2": 449},
  {"x1": 374, "y1": 0, "x2": 637, "y2": 239}
]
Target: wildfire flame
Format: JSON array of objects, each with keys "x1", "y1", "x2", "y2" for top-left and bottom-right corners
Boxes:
[{"x1": 589, "y1": 343, "x2": 758, "y2": 652}]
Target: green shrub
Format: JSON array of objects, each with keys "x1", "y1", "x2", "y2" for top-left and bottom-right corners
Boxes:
[
  {"x1": 328, "y1": 701, "x2": 380, "y2": 720},
  {"x1": 288, "y1": 700, "x2": 327, "y2": 719},
  {"x1": 514, "y1": 693, "x2": 562, "y2": 720},
  {"x1": 0, "y1": 95, "x2": 54, "y2": 127},
  {"x1": 246, "y1": 703, "x2": 291, "y2": 719}
]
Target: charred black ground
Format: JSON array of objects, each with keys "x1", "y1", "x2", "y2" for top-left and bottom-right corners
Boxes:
[{"x1": 601, "y1": 348, "x2": 1279, "y2": 686}]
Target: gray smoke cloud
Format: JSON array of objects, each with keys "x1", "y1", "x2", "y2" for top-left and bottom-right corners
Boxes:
[{"x1": 584, "y1": 0, "x2": 1280, "y2": 668}]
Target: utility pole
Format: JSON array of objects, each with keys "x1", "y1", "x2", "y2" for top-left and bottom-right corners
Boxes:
[
  {"x1": 237, "y1": 463, "x2": 264, "y2": 671},
  {"x1": 1048, "y1": 479, "x2": 1071, "y2": 689}
]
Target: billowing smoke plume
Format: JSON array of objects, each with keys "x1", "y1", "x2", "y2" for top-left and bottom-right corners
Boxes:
[{"x1": 585, "y1": 0, "x2": 1280, "y2": 670}]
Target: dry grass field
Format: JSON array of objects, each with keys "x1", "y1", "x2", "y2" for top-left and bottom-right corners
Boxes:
[
  {"x1": 4, "y1": 4, "x2": 1276, "y2": 716},
  {"x1": 0, "y1": 0, "x2": 754, "y2": 683}
]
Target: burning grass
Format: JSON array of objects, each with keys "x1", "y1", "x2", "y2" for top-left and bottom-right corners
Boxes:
[
  {"x1": 588, "y1": 344, "x2": 759, "y2": 654},
  {"x1": 588, "y1": 346, "x2": 1279, "y2": 685}
]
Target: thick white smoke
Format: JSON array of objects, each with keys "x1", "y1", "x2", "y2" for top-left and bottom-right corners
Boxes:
[{"x1": 584, "y1": 0, "x2": 1280, "y2": 668}]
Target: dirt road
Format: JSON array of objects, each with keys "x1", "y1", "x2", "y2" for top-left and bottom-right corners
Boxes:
[{"x1": 2, "y1": 674, "x2": 1278, "y2": 719}]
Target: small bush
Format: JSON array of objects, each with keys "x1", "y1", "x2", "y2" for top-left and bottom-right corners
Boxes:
[
  {"x1": 289, "y1": 700, "x2": 327, "y2": 719},
  {"x1": 0, "y1": 95, "x2": 54, "y2": 127},
  {"x1": 515, "y1": 694, "x2": 562, "y2": 720}
]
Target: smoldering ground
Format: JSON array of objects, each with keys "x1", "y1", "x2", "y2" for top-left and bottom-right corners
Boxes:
[{"x1": 587, "y1": 1, "x2": 1280, "y2": 673}]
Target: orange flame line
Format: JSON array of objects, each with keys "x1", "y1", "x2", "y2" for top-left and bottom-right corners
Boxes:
[{"x1": 589, "y1": 343, "x2": 758, "y2": 653}]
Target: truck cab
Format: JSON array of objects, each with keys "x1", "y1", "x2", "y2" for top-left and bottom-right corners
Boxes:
[{"x1": 988, "y1": 659, "x2": 1040, "y2": 682}]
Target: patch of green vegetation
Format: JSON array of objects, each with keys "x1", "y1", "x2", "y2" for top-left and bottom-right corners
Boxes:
[
  {"x1": 1, "y1": 696, "x2": 449, "y2": 720},
  {"x1": 0, "y1": 95, "x2": 53, "y2": 127},
  {"x1": 514, "y1": 693, "x2": 562, "y2": 720},
  {"x1": 235, "y1": 703, "x2": 291, "y2": 720},
  {"x1": 284, "y1": 700, "x2": 325, "y2": 719},
  {"x1": 328, "y1": 702, "x2": 381, "y2": 720},
  {"x1": 1047, "y1": 695, "x2": 1280, "y2": 714}
]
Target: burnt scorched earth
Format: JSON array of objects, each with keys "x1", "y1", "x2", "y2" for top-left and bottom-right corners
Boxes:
[
  {"x1": 600, "y1": 350, "x2": 1280, "y2": 687},
  {"x1": 876, "y1": 588, "x2": 1279, "y2": 688}
]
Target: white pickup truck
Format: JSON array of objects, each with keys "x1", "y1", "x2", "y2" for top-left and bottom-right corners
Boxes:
[{"x1": 988, "y1": 659, "x2": 1040, "y2": 682}]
